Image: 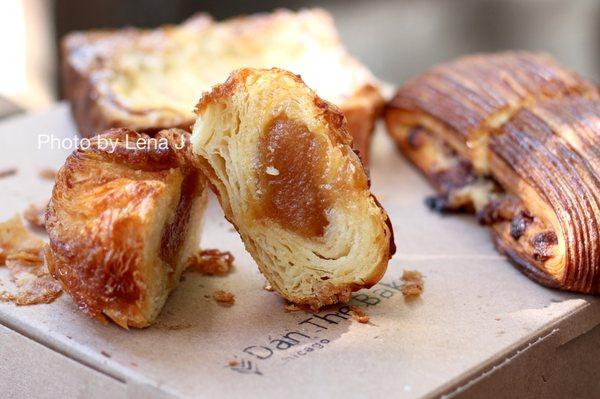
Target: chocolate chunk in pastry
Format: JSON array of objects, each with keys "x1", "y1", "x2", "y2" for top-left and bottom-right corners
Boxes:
[
  {"x1": 191, "y1": 68, "x2": 395, "y2": 309},
  {"x1": 62, "y1": 9, "x2": 382, "y2": 164},
  {"x1": 385, "y1": 51, "x2": 600, "y2": 294},
  {"x1": 46, "y1": 128, "x2": 207, "y2": 328}
]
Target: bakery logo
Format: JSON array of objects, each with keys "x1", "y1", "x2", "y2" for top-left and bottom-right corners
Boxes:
[
  {"x1": 227, "y1": 273, "x2": 408, "y2": 376},
  {"x1": 36, "y1": 134, "x2": 186, "y2": 151}
]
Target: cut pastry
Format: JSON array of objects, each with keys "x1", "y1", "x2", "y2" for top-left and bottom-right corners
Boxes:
[
  {"x1": 191, "y1": 68, "x2": 395, "y2": 309},
  {"x1": 385, "y1": 51, "x2": 600, "y2": 294},
  {"x1": 46, "y1": 128, "x2": 207, "y2": 327},
  {"x1": 63, "y1": 8, "x2": 383, "y2": 163}
]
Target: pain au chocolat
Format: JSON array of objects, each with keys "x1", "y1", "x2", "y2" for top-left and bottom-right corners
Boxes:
[
  {"x1": 191, "y1": 68, "x2": 395, "y2": 309},
  {"x1": 62, "y1": 8, "x2": 383, "y2": 164},
  {"x1": 385, "y1": 51, "x2": 600, "y2": 294},
  {"x1": 46, "y1": 129, "x2": 207, "y2": 327}
]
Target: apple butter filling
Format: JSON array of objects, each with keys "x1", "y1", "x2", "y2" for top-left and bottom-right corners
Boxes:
[
  {"x1": 160, "y1": 170, "x2": 202, "y2": 266},
  {"x1": 256, "y1": 115, "x2": 331, "y2": 238}
]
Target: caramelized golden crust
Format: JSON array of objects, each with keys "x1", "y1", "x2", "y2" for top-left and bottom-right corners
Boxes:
[
  {"x1": 389, "y1": 52, "x2": 596, "y2": 137},
  {"x1": 63, "y1": 9, "x2": 382, "y2": 163},
  {"x1": 343, "y1": 85, "x2": 385, "y2": 164},
  {"x1": 386, "y1": 52, "x2": 600, "y2": 294},
  {"x1": 489, "y1": 97, "x2": 600, "y2": 292},
  {"x1": 46, "y1": 128, "x2": 207, "y2": 327},
  {"x1": 192, "y1": 68, "x2": 394, "y2": 309}
]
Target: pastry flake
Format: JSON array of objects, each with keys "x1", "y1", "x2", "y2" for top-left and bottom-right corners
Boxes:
[
  {"x1": 38, "y1": 168, "x2": 57, "y2": 180},
  {"x1": 0, "y1": 168, "x2": 17, "y2": 179},
  {"x1": 187, "y1": 249, "x2": 234, "y2": 276},
  {"x1": 401, "y1": 269, "x2": 424, "y2": 297},
  {"x1": 349, "y1": 306, "x2": 370, "y2": 323},
  {"x1": 0, "y1": 215, "x2": 46, "y2": 265},
  {"x1": 213, "y1": 290, "x2": 235, "y2": 306},
  {"x1": 23, "y1": 201, "x2": 47, "y2": 228},
  {"x1": 0, "y1": 216, "x2": 62, "y2": 305}
]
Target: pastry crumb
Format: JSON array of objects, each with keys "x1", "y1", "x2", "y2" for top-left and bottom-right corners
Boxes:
[
  {"x1": 349, "y1": 306, "x2": 370, "y2": 323},
  {"x1": 401, "y1": 269, "x2": 424, "y2": 297},
  {"x1": 265, "y1": 166, "x2": 279, "y2": 176},
  {"x1": 0, "y1": 215, "x2": 62, "y2": 305},
  {"x1": 187, "y1": 249, "x2": 234, "y2": 276},
  {"x1": 0, "y1": 290, "x2": 14, "y2": 302},
  {"x1": 7, "y1": 257, "x2": 62, "y2": 305},
  {"x1": 263, "y1": 281, "x2": 274, "y2": 292},
  {"x1": 101, "y1": 351, "x2": 111, "y2": 358},
  {"x1": 228, "y1": 359, "x2": 240, "y2": 367},
  {"x1": 284, "y1": 303, "x2": 303, "y2": 312},
  {"x1": 0, "y1": 215, "x2": 46, "y2": 266},
  {"x1": 11, "y1": 271, "x2": 62, "y2": 305},
  {"x1": 213, "y1": 290, "x2": 235, "y2": 305},
  {"x1": 23, "y1": 202, "x2": 47, "y2": 228},
  {"x1": 0, "y1": 168, "x2": 17, "y2": 179},
  {"x1": 38, "y1": 168, "x2": 57, "y2": 180}
]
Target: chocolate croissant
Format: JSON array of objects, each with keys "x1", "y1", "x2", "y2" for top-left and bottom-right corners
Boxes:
[
  {"x1": 385, "y1": 52, "x2": 600, "y2": 294},
  {"x1": 46, "y1": 129, "x2": 207, "y2": 327},
  {"x1": 191, "y1": 68, "x2": 395, "y2": 309}
]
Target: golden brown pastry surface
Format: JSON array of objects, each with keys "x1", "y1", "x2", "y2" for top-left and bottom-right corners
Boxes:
[
  {"x1": 62, "y1": 8, "x2": 382, "y2": 163},
  {"x1": 46, "y1": 128, "x2": 207, "y2": 327},
  {"x1": 487, "y1": 97, "x2": 600, "y2": 292},
  {"x1": 192, "y1": 68, "x2": 394, "y2": 309},
  {"x1": 388, "y1": 51, "x2": 597, "y2": 172},
  {"x1": 386, "y1": 52, "x2": 600, "y2": 294}
]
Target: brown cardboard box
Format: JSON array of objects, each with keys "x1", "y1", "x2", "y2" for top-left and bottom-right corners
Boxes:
[{"x1": 0, "y1": 105, "x2": 598, "y2": 398}]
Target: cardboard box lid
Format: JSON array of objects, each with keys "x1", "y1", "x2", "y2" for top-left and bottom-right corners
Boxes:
[{"x1": 0, "y1": 104, "x2": 598, "y2": 398}]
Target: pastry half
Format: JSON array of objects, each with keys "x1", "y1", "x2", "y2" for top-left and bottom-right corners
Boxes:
[
  {"x1": 385, "y1": 51, "x2": 600, "y2": 294},
  {"x1": 191, "y1": 68, "x2": 395, "y2": 309},
  {"x1": 46, "y1": 128, "x2": 207, "y2": 327},
  {"x1": 63, "y1": 8, "x2": 383, "y2": 163}
]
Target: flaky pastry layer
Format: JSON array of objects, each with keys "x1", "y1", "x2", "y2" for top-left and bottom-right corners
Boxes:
[
  {"x1": 386, "y1": 51, "x2": 600, "y2": 294},
  {"x1": 46, "y1": 128, "x2": 207, "y2": 327},
  {"x1": 192, "y1": 68, "x2": 395, "y2": 309}
]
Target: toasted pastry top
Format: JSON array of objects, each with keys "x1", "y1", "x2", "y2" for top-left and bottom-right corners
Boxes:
[
  {"x1": 63, "y1": 8, "x2": 380, "y2": 133},
  {"x1": 388, "y1": 52, "x2": 598, "y2": 139}
]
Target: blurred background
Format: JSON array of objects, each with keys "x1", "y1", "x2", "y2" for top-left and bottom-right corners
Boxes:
[{"x1": 0, "y1": 0, "x2": 598, "y2": 117}]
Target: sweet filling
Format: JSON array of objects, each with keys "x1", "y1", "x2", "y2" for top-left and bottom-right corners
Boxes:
[
  {"x1": 160, "y1": 170, "x2": 201, "y2": 265},
  {"x1": 406, "y1": 126, "x2": 558, "y2": 263},
  {"x1": 257, "y1": 115, "x2": 330, "y2": 238}
]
